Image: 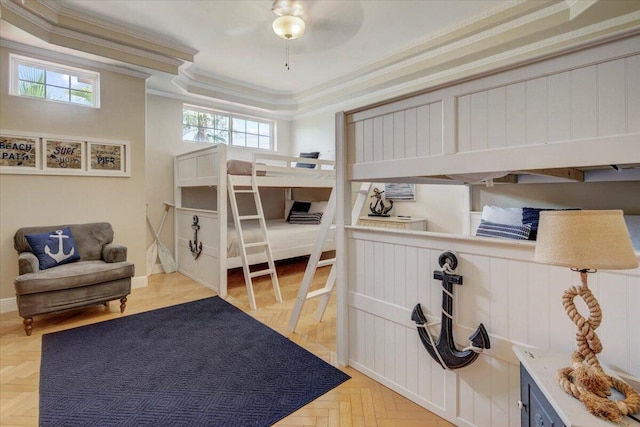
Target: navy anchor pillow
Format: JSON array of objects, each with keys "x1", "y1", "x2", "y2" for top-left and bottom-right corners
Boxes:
[{"x1": 25, "y1": 227, "x2": 81, "y2": 270}]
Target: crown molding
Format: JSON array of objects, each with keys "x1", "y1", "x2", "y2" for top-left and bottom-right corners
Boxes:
[
  {"x1": 0, "y1": 0, "x2": 194, "y2": 74},
  {"x1": 3, "y1": 0, "x2": 639, "y2": 120},
  {"x1": 0, "y1": 38, "x2": 151, "y2": 79}
]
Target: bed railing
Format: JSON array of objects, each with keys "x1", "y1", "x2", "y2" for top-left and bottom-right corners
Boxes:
[{"x1": 252, "y1": 152, "x2": 335, "y2": 179}]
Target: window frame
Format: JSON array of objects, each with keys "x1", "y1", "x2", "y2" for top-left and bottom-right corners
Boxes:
[
  {"x1": 9, "y1": 54, "x2": 100, "y2": 108},
  {"x1": 182, "y1": 105, "x2": 275, "y2": 151}
]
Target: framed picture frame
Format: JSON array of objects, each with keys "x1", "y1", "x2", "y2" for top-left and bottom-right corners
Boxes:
[
  {"x1": 87, "y1": 141, "x2": 130, "y2": 176},
  {"x1": 43, "y1": 138, "x2": 85, "y2": 172},
  {"x1": 0, "y1": 133, "x2": 40, "y2": 173}
]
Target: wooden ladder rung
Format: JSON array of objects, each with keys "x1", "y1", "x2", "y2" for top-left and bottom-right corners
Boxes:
[
  {"x1": 245, "y1": 241, "x2": 268, "y2": 248},
  {"x1": 234, "y1": 189, "x2": 256, "y2": 193},
  {"x1": 238, "y1": 215, "x2": 261, "y2": 220},
  {"x1": 306, "y1": 287, "x2": 333, "y2": 299},
  {"x1": 250, "y1": 268, "x2": 274, "y2": 278},
  {"x1": 317, "y1": 258, "x2": 336, "y2": 268}
]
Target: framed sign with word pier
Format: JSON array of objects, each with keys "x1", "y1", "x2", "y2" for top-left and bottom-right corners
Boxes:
[{"x1": 0, "y1": 130, "x2": 130, "y2": 177}]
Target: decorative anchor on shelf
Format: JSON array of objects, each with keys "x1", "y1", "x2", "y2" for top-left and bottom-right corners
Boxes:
[
  {"x1": 369, "y1": 187, "x2": 393, "y2": 217},
  {"x1": 189, "y1": 215, "x2": 203, "y2": 259},
  {"x1": 411, "y1": 251, "x2": 491, "y2": 370}
]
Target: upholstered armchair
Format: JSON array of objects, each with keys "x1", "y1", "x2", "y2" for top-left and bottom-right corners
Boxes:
[{"x1": 13, "y1": 222, "x2": 134, "y2": 336}]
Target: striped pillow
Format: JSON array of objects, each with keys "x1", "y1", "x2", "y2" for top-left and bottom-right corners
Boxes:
[
  {"x1": 476, "y1": 220, "x2": 531, "y2": 240},
  {"x1": 289, "y1": 211, "x2": 323, "y2": 225}
]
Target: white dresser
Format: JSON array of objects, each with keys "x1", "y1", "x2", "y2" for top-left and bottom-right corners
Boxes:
[{"x1": 358, "y1": 216, "x2": 427, "y2": 231}]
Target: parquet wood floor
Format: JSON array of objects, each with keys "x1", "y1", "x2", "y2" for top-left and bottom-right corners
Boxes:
[{"x1": 0, "y1": 257, "x2": 455, "y2": 427}]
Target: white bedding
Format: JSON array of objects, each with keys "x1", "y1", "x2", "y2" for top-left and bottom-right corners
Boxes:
[{"x1": 227, "y1": 219, "x2": 334, "y2": 258}]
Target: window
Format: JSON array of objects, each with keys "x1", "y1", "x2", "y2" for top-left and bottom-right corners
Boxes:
[
  {"x1": 10, "y1": 55, "x2": 100, "y2": 108},
  {"x1": 182, "y1": 106, "x2": 273, "y2": 150}
]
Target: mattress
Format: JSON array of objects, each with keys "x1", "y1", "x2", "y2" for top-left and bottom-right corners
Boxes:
[{"x1": 227, "y1": 219, "x2": 334, "y2": 258}]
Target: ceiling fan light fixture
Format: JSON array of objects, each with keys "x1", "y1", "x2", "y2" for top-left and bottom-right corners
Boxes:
[{"x1": 272, "y1": 15, "x2": 306, "y2": 40}]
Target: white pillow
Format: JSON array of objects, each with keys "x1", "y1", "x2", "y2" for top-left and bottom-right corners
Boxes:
[{"x1": 481, "y1": 206, "x2": 523, "y2": 226}]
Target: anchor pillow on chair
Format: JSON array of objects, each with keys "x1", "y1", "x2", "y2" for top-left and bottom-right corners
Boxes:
[{"x1": 25, "y1": 227, "x2": 81, "y2": 270}]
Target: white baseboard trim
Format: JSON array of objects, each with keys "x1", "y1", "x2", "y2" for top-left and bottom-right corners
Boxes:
[
  {"x1": 0, "y1": 297, "x2": 18, "y2": 314},
  {"x1": 1, "y1": 275, "x2": 148, "y2": 315},
  {"x1": 132, "y1": 275, "x2": 148, "y2": 289}
]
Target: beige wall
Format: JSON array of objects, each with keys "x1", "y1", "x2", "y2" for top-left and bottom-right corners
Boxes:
[{"x1": 0, "y1": 46, "x2": 147, "y2": 303}]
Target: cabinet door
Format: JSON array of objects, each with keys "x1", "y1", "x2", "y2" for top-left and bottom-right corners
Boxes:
[{"x1": 520, "y1": 365, "x2": 566, "y2": 427}]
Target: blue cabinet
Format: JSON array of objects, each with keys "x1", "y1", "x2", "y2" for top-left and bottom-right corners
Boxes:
[{"x1": 520, "y1": 364, "x2": 566, "y2": 427}]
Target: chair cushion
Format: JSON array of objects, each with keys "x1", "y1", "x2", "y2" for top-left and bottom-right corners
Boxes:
[
  {"x1": 24, "y1": 227, "x2": 81, "y2": 270},
  {"x1": 14, "y1": 260, "x2": 134, "y2": 296}
]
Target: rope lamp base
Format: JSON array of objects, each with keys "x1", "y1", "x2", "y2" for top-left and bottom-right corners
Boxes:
[{"x1": 558, "y1": 271, "x2": 640, "y2": 424}]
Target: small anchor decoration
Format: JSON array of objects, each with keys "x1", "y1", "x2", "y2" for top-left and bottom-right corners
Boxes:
[
  {"x1": 369, "y1": 187, "x2": 393, "y2": 217},
  {"x1": 44, "y1": 230, "x2": 75, "y2": 263},
  {"x1": 411, "y1": 251, "x2": 491, "y2": 370},
  {"x1": 189, "y1": 215, "x2": 203, "y2": 259}
]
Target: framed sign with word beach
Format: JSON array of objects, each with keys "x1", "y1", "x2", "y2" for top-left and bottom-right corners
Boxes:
[{"x1": 0, "y1": 134, "x2": 40, "y2": 173}]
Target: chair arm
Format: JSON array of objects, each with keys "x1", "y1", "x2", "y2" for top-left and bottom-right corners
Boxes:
[
  {"x1": 18, "y1": 252, "x2": 39, "y2": 275},
  {"x1": 103, "y1": 244, "x2": 127, "y2": 263}
]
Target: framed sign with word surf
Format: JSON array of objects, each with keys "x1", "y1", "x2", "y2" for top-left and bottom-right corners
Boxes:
[
  {"x1": 0, "y1": 130, "x2": 130, "y2": 177},
  {"x1": 43, "y1": 139, "x2": 85, "y2": 171}
]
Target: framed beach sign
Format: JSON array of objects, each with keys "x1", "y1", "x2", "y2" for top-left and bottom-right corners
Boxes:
[
  {"x1": 0, "y1": 134, "x2": 40, "y2": 173},
  {"x1": 1, "y1": 130, "x2": 130, "y2": 177},
  {"x1": 43, "y1": 138, "x2": 84, "y2": 172},
  {"x1": 88, "y1": 141, "x2": 130, "y2": 176}
]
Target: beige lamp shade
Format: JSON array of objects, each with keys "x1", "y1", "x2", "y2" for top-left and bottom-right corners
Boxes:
[{"x1": 534, "y1": 210, "x2": 639, "y2": 270}]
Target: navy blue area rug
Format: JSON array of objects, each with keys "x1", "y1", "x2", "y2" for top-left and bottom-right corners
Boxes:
[{"x1": 40, "y1": 297, "x2": 350, "y2": 426}]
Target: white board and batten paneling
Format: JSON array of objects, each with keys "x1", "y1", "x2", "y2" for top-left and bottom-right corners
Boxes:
[
  {"x1": 338, "y1": 35, "x2": 640, "y2": 427},
  {"x1": 346, "y1": 35, "x2": 640, "y2": 182}
]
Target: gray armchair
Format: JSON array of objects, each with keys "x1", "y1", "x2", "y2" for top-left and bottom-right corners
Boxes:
[{"x1": 13, "y1": 222, "x2": 134, "y2": 336}]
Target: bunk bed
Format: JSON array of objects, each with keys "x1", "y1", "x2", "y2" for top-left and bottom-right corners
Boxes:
[
  {"x1": 174, "y1": 144, "x2": 335, "y2": 300},
  {"x1": 335, "y1": 34, "x2": 640, "y2": 427}
]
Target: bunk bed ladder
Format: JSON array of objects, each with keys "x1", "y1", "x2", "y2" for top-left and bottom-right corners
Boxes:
[
  {"x1": 228, "y1": 174, "x2": 282, "y2": 310},
  {"x1": 287, "y1": 182, "x2": 372, "y2": 332}
]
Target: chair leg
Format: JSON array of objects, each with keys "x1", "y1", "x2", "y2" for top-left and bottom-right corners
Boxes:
[
  {"x1": 23, "y1": 317, "x2": 33, "y2": 336},
  {"x1": 120, "y1": 297, "x2": 127, "y2": 313}
]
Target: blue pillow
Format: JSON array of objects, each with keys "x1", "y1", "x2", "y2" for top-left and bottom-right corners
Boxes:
[
  {"x1": 296, "y1": 151, "x2": 320, "y2": 169},
  {"x1": 522, "y1": 207, "x2": 581, "y2": 240},
  {"x1": 289, "y1": 211, "x2": 323, "y2": 225},
  {"x1": 25, "y1": 227, "x2": 81, "y2": 270},
  {"x1": 287, "y1": 201, "x2": 311, "y2": 222},
  {"x1": 476, "y1": 220, "x2": 531, "y2": 240}
]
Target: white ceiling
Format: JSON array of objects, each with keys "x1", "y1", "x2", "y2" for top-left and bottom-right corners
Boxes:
[
  {"x1": 2, "y1": 0, "x2": 640, "y2": 117},
  {"x1": 54, "y1": 0, "x2": 504, "y2": 93}
]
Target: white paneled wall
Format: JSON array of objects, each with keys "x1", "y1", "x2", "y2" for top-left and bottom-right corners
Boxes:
[
  {"x1": 340, "y1": 36, "x2": 640, "y2": 427},
  {"x1": 457, "y1": 56, "x2": 639, "y2": 151},
  {"x1": 352, "y1": 101, "x2": 443, "y2": 164},
  {"x1": 345, "y1": 229, "x2": 639, "y2": 426}
]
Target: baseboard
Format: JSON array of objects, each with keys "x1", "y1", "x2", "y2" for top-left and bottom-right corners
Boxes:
[
  {"x1": 0, "y1": 297, "x2": 18, "y2": 314},
  {"x1": 1, "y1": 276, "x2": 148, "y2": 315},
  {"x1": 132, "y1": 275, "x2": 148, "y2": 289}
]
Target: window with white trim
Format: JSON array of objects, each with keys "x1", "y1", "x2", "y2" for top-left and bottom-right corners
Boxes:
[
  {"x1": 182, "y1": 106, "x2": 274, "y2": 150},
  {"x1": 10, "y1": 54, "x2": 100, "y2": 108}
]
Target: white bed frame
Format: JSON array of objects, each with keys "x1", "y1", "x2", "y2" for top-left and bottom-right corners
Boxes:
[
  {"x1": 335, "y1": 35, "x2": 640, "y2": 427},
  {"x1": 174, "y1": 143, "x2": 335, "y2": 298}
]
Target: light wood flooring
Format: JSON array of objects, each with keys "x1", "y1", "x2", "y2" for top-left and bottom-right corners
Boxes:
[{"x1": 0, "y1": 257, "x2": 455, "y2": 427}]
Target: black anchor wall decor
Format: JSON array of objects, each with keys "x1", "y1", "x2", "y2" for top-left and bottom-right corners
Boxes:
[
  {"x1": 189, "y1": 215, "x2": 203, "y2": 259},
  {"x1": 411, "y1": 251, "x2": 490, "y2": 370}
]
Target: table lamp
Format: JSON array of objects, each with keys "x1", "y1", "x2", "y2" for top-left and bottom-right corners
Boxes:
[{"x1": 534, "y1": 210, "x2": 640, "y2": 423}]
